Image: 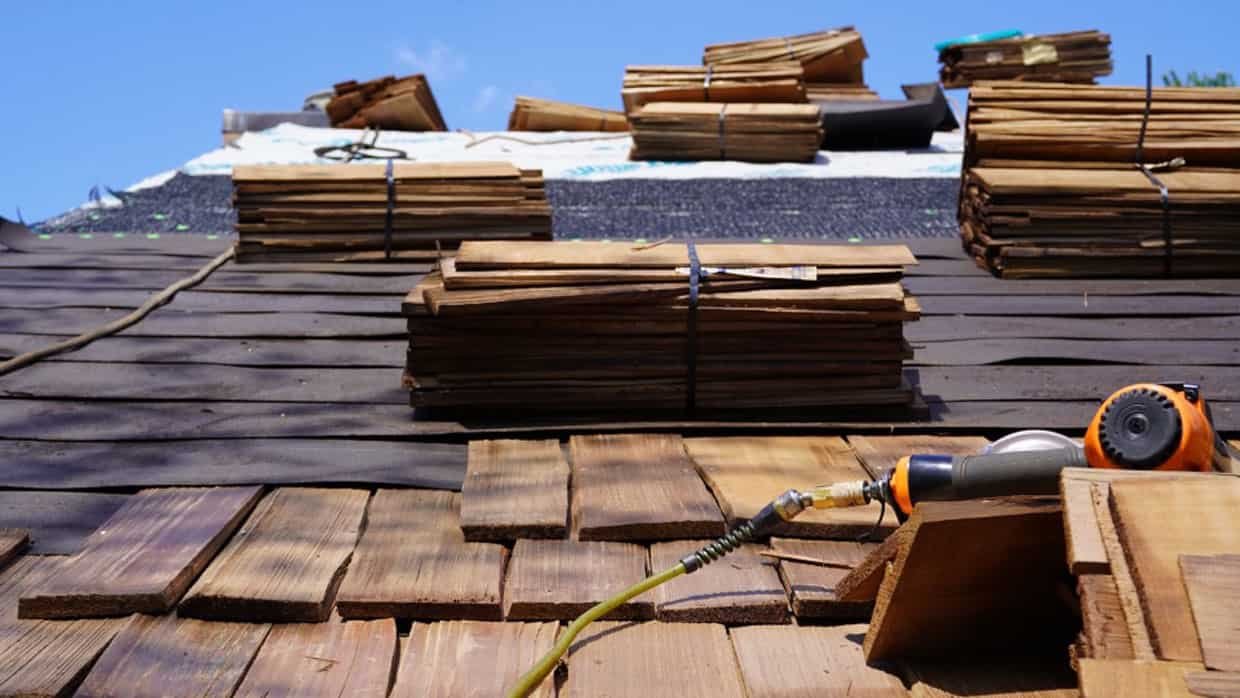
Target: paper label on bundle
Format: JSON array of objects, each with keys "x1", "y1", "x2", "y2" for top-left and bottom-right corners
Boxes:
[
  {"x1": 985, "y1": 50, "x2": 1005, "y2": 65},
  {"x1": 676, "y1": 265, "x2": 818, "y2": 281},
  {"x1": 1022, "y1": 41, "x2": 1059, "y2": 66}
]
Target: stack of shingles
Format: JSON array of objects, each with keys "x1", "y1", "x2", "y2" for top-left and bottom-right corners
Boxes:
[
  {"x1": 621, "y1": 63, "x2": 808, "y2": 113},
  {"x1": 507, "y1": 96, "x2": 628, "y2": 131},
  {"x1": 703, "y1": 26, "x2": 873, "y2": 109},
  {"x1": 628, "y1": 102, "x2": 823, "y2": 162},
  {"x1": 938, "y1": 30, "x2": 1113, "y2": 88},
  {"x1": 959, "y1": 81, "x2": 1240, "y2": 277},
  {"x1": 231, "y1": 162, "x2": 552, "y2": 262},
  {"x1": 402, "y1": 240, "x2": 920, "y2": 413},
  {"x1": 326, "y1": 73, "x2": 447, "y2": 131}
]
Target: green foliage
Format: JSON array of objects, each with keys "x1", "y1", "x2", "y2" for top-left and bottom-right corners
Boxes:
[{"x1": 1162, "y1": 70, "x2": 1236, "y2": 87}]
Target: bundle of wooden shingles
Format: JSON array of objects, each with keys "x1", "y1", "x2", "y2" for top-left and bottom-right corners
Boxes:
[
  {"x1": 938, "y1": 30, "x2": 1113, "y2": 88},
  {"x1": 627, "y1": 27, "x2": 869, "y2": 162},
  {"x1": 402, "y1": 240, "x2": 921, "y2": 412},
  {"x1": 231, "y1": 162, "x2": 552, "y2": 262},
  {"x1": 959, "y1": 81, "x2": 1240, "y2": 277},
  {"x1": 326, "y1": 73, "x2": 447, "y2": 131},
  {"x1": 507, "y1": 96, "x2": 628, "y2": 132}
]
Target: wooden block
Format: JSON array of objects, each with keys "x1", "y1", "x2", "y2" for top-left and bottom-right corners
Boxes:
[
  {"x1": 649, "y1": 540, "x2": 787, "y2": 624},
  {"x1": 504, "y1": 539, "x2": 652, "y2": 620},
  {"x1": 1078, "y1": 574, "x2": 1136, "y2": 660},
  {"x1": 76, "y1": 613, "x2": 270, "y2": 697},
  {"x1": 390, "y1": 621, "x2": 558, "y2": 698},
  {"x1": 847, "y1": 435, "x2": 989, "y2": 478},
  {"x1": 19, "y1": 486, "x2": 262, "y2": 618},
  {"x1": 1091, "y1": 481, "x2": 1156, "y2": 660},
  {"x1": 686, "y1": 436, "x2": 892, "y2": 538},
  {"x1": 1181, "y1": 554, "x2": 1240, "y2": 671},
  {"x1": 337, "y1": 490, "x2": 505, "y2": 620},
  {"x1": 770, "y1": 538, "x2": 877, "y2": 619},
  {"x1": 234, "y1": 616, "x2": 397, "y2": 698},
  {"x1": 1062, "y1": 475, "x2": 1109, "y2": 574},
  {"x1": 460, "y1": 439, "x2": 569, "y2": 541},
  {"x1": 905, "y1": 656, "x2": 1080, "y2": 697},
  {"x1": 562, "y1": 622, "x2": 747, "y2": 698},
  {"x1": 1077, "y1": 659, "x2": 1201, "y2": 698},
  {"x1": 1110, "y1": 477, "x2": 1240, "y2": 662},
  {"x1": 864, "y1": 497, "x2": 1075, "y2": 663},
  {"x1": 834, "y1": 528, "x2": 903, "y2": 603},
  {"x1": 731, "y1": 623, "x2": 907, "y2": 697},
  {"x1": 0, "y1": 556, "x2": 125, "y2": 697},
  {"x1": 179, "y1": 487, "x2": 369, "y2": 622},
  {"x1": 1185, "y1": 671, "x2": 1240, "y2": 698},
  {"x1": 0, "y1": 529, "x2": 28, "y2": 571},
  {"x1": 571, "y1": 434, "x2": 725, "y2": 541}
]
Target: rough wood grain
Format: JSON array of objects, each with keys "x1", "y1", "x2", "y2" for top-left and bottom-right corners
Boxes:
[
  {"x1": 1185, "y1": 671, "x2": 1240, "y2": 698},
  {"x1": 1180, "y1": 554, "x2": 1240, "y2": 671},
  {"x1": 1077, "y1": 574, "x2": 1135, "y2": 660},
  {"x1": 770, "y1": 538, "x2": 878, "y2": 619},
  {"x1": 0, "y1": 530, "x2": 28, "y2": 571},
  {"x1": 1077, "y1": 659, "x2": 1201, "y2": 698},
  {"x1": 234, "y1": 616, "x2": 397, "y2": 698},
  {"x1": 504, "y1": 539, "x2": 652, "y2": 620},
  {"x1": 0, "y1": 556, "x2": 124, "y2": 697},
  {"x1": 730, "y1": 624, "x2": 907, "y2": 697},
  {"x1": 1110, "y1": 477, "x2": 1240, "y2": 662},
  {"x1": 865, "y1": 497, "x2": 1074, "y2": 663},
  {"x1": 834, "y1": 528, "x2": 904, "y2": 603},
  {"x1": 19, "y1": 486, "x2": 262, "y2": 619},
  {"x1": 337, "y1": 490, "x2": 506, "y2": 620},
  {"x1": 179, "y1": 487, "x2": 369, "y2": 622},
  {"x1": 390, "y1": 621, "x2": 558, "y2": 698},
  {"x1": 847, "y1": 435, "x2": 989, "y2": 478},
  {"x1": 649, "y1": 540, "x2": 787, "y2": 624},
  {"x1": 1062, "y1": 475, "x2": 1109, "y2": 574},
  {"x1": 76, "y1": 613, "x2": 270, "y2": 698},
  {"x1": 904, "y1": 656, "x2": 1080, "y2": 697},
  {"x1": 460, "y1": 439, "x2": 569, "y2": 541},
  {"x1": 687, "y1": 436, "x2": 893, "y2": 538},
  {"x1": 562, "y1": 622, "x2": 747, "y2": 698},
  {"x1": 571, "y1": 434, "x2": 725, "y2": 541}
]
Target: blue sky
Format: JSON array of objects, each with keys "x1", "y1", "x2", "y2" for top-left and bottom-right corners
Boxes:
[{"x1": 1, "y1": 0, "x2": 1234, "y2": 221}]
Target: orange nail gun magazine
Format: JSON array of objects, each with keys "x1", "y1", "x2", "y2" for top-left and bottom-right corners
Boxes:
[{"x1": 820, "y1": 383, "x2": 1238, "y2": 520}]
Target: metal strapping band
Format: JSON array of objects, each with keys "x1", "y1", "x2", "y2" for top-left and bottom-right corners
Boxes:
[
  {"x1": 684, "y1": 240, "x2": 701, "y2": 413},
  {"x1": 717, "y1": 104, "x2": 727, "y2": 160},
  {"x1": 704, "y1": 65, "x2": 713, "y2": 101},
  {"x1": 1133, "y1": 54, "x2": 1174, "y2": 276},
  {"x1": 384, "y1": 158, "x2": 395, "y2": 260}
]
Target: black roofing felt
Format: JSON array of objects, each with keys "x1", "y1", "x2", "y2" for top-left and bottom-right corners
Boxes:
[{"x1": 36, "y1": 173, "x2": 958, "y2": 240}]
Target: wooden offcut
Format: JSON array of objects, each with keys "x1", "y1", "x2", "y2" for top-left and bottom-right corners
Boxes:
[
  {"x1": 504, "y1": 539, "x2": 653, "y2": 620},
  {"x1": 1109, "y1": 476, "x2": 1240, "y2": 662},
  {"x1": 326, "y1": 74, "x2": 447, "y2": 131},
  {"x1": 508, "y1": 96, "x2": 627, "y2": 131},
  {"x1": 390, "y1": 621, "x2": 558, "y2": 698},
  {"x1": 337, "y1": 489, "x2": 506, "y2": 620},
  {"x1": 19, "y1": 486, "x2": 262, "y2": 618},
  {"x1": 460, "y1": 439, "x2": 569, "y2": 541},
  {"x1": 864, "y1": 497, "x2": 1075, "y2": 663},
  {"x1": 771, "y1": 538, "x2": 879, "y2": 619},
  {"x1": 649, "y1": 540, "x2": 787, "y2": 624},
  {"x1": 1077, "y1": 574, "x2": 1136, "y2": 661},
  {"x1": 1062, "y1": 475, "x2": 1109, "y2": 574},
  {"x1": 833, "y1": 528, "x2": 903, "y2": 603},
  {"x1": 1180, "y1": 554, "x2": 1240, "y2": 671},
  {"x1": 1077, "y1": 659, "x2": 1201, "y2": 698},
  {"x1": 234, "y1": 616, "x2": 397, "y2": 698},
  {"x1": 730, "y1": 624, "x2": 907, "y2": 697},
  {"x1": 687, "y1": 436, "x2": 891, "y2": 538},
  {"x1": 179, "y1": 487, "x2": 369, "y2": 622},
  {"x1": 571, "y1": 434, "x2": 725, "y2": 541},
  {"x1": 563, "y1": 622, "x2": 747, "y2": 698},
  {"x1": 76, "y1": 613, "x2": 270, "y2": 698}
]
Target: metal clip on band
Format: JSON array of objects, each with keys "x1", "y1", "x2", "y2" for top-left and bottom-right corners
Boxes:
[
  {"x1": 717, "y1": 104, "x2": 727, "y2": 160},
  {"x1": 383, "y1": 159, "x2": 395, "y2": 260},
  {"x1": 684, "y1": 241, "x2": 702, "y2": 413},
  {"x1": 1134, "y1": 54, "x2": 1174, "y2": 277},
  {"x1": 703, "y1": 65, "x2": 713, "y2": 101}
]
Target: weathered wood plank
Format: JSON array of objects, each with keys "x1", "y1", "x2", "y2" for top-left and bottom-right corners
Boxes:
[
  {"x1": 337, "y1": 490, "x2": 506, "y2": 620},
  {"x1": 0, "y1": 557, "x2": 124, "y2": 697},
  {"x1": 834, "y1": 529, "x2": 904, "y2": 603},
  {"x1": 649, "y1": 540, "x2": 787, "y2": 624},
  {"x1": 731, "y1": 624, "x2": 908, "y2": 697},
  {"x1": 571, "y1": 434, "x2": 725, "y2": 541},
  {"x1": 916, "y1": 338, "x2": 1240, "y2": 366},
  {"x1": 771, "y1": 538, "x2": 879, "y2": 619},
  {"x1": 75, "y1": 613, "x2": 270, "y2": 698},
  {"x1": 1062, "y1": 475, "x2": 1109, "y2": 575},
  {"x1": 0, "y1": 267, "x2": 420, "y2": 293},
  {"x1": 912, "y1": 366, "x2": 1240, "y2": 402},
  {"x1": 1077, "y1": 574, "x2": 1136, "y2": 660},
  {"x1": 180, "y1": 488, "x2": 369, "y2": 622},
  {"x1": 563, "y1": 622, "x2": 747, "y2": 698},
  {"x1": 907, "y1": 316, "x2": 1240, "y2": 342},
  {"x1": 906, "y1": 276, "x2": 1240, "y2": 296},
  {"x1": 19, "y1": 486, "x2": 262, "y2": 619},
  {"x1": 0, "y1": 336, "x2": 403, "y2": 367},
  {"x1": 503, "y1": 539, "x2": 652, "y2": 620},
  {"x1": 918, "y1": 295, "x2": 1240, "y2": 318},
  {"x1": 904, "y1": 656, "x2": 1080, "y2": 697},
  {"x1": 847, "y1": 435, "x2": 989, "y2": 479},
  {"x1": 1091, "y1": 480, "x2": 1156, "y2": 660},
  {"x1": 1110, "y1": 477, "x2": 1240, "y2": 662},
  {"x1": 1180, "y1": 554, "x2": 1240, "y2": 671},
  {"x1": 460, "y1": 439, "x2": 569, "y2": 541},
  {"x1": 234, "y1": 616, "x2": 397, "y2": 698},
  {"x1": 0, "y1": 492, "x2": 128, "y2": 555},
  {"x1": 0, "y1": 530, "x2": 28, "y2": 572},
  {"x1": 1077, "y1": 659, "x2": 1200, "y2": 698},
  {"x1": 0, "y1": 439, "x2": 466, "y2": 490},
  {"x1": 0, "y1": 252, "x2": 429, "y2": 275},
  {"x1": 0, "y1": 288, "x2": 398, "y2": 314},
  {"x1": 390, "y1": 621, "x2": 558, "y2": 698},
  {"x1": 0, "y1": 308, "x2": 404, "y2": 339},
  {"x1": 686, "y1": 436, "x2": 890, "y2": 538}
]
